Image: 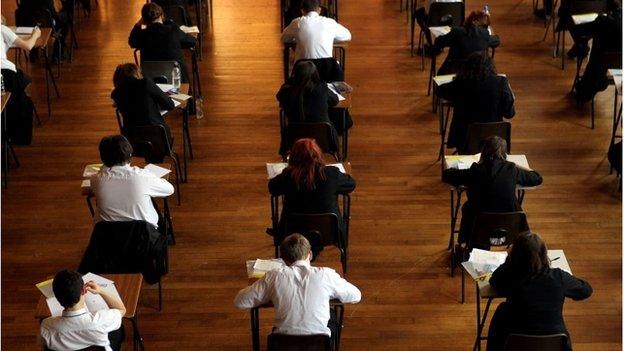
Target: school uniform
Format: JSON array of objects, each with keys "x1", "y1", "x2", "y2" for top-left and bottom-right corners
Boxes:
[{"x1": 434, "y1": 26, "x2": 500, "y2": 75}]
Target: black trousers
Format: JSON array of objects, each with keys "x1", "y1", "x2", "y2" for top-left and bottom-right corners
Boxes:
[
  {"x1": 1, "y1": 69, "x2": 34, "y2": 145},
  {"x1": 108, "y1": 325, "x2": 126, "y2": 351}
]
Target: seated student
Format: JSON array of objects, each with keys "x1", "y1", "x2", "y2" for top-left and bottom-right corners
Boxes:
[
  {"x1": 1, "y1": 21, "x2": 41, "y2": 145},
  {"x1": 129, "y1": 2, "x2": 197, "y2": 83},
  {"x1": 486, "y1": 233, "x2": 593, "y2": 351},
  {"x1": 111, "y1": 63, "x2": 175, "y2": 144},
  {"x1": 91, "y1": 135, "x2": 175, "y2": 230},
  {"x1": 437, "y1": 52, "x2": 515, "y2": 150},
  {"x1": 234, "y1": 234, "x2": 361, "y2": 337},
  {"x1": 281, "y1": 0, "x2": 351, "y2": 82},
  {"x1": 268, "y1": 138, "x2": 356, "y2": 248},
  {"x1": 40, "y1": 270, "x2": 126, "y2": 351},
  {"x1": 434, "y1": 10, "x2": 500, "y2": 75},
  {"x1": 18, "y1": 0, "x2": 69, "y2": 61},
  {"x1": 574, "y1": 4, "x2": 622, "y2": 102},
  {"x1": 442, "y1": 136, "x2": 543, "y2": 246}
]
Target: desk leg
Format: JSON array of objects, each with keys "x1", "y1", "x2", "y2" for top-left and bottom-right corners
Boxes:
[
  {"x1": 517, "y1": 189, "x2": 526, "y2": 205},
  {"x1": 163, "y1": 197, "x2": 175, "y2": 245},
  {"x1": 342, "y1": 109, "x2": 348, "y2": 161},
  {"x1": 126, "y1": 316, "x2": 145, "y2": 351},
  {"x1": 473, "y1": 286, "x2": 481, "y2": 351},
  {"x1": 182, "y1": 106, "x2": 190, "y2": 183},
  {"x1": 251, "y1": 308, "x2": 260, "y2": 351},
  {"x1": 283, "y1": 47, "x2": 290, "y2": 82},
  {"x1": 334, "y1": 304, "x2": 344, "y2": 351}
]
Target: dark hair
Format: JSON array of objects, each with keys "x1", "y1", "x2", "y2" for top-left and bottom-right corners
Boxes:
[
  {"x1": 301, "y1": 0, "x2": 320, "y2": 12},
  {"x1": 285, "y1": 138, "x2": 326, "y2": 190},
  {"x1": 465, "y1": 10, "x2": 491, "y2": 30},
  {"x1": 290, "y1": 61, "x2": 320, "y2": 121},
  {"x1": 113, "y1": 63, "x2": 142, "y2": 89},
  {"x1": 507, "y1": 232, "x2": 550, "y2": 279},
  {"x1": 280, "y1": 233, "x2": 312, "y2": 264},
  {"x1": 141, "y1": 3, "x2": 164, "y2": 24},
  {"x1": 456, "y1": 52, "x2": 497, "y2": 81},
  {"x1": 52, "y1": 270, "x2": 83, "y2": 309},
  {"x1": 99, "y1": 135, "x2": 133, "y2": 167},
  {"x1": 479, "y1": 136, "x2": 507, "y2": 163}
]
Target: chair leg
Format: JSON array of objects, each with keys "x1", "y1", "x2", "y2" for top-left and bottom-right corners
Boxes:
[
  {"x1": 591, "y1": 97, "x2": 595, "y2": 129},
  {"x1": 561, "y1": 31, "x2": 565, "y2": 70},
  {"x1": 410, "y1": 14, "x2": 415, "y2": 57},
  {"x1": 170, "y1": 154, "x2": 182, "y2": 205},
  {"x1": 158, "y1": 279, "x2": 163, "y2": 312},
  {"x1": 9, "y1": 143, "x2": 19, "y2": 168},
  {"x1": 427, "y1": 60, "x2": 434, "y2": 96},
  {"x1": 461, "y1": 268, "x2": 465, "y2": 304},
  {"x1": 33, "y1": 103, "x2": 42, "y2": 126}
]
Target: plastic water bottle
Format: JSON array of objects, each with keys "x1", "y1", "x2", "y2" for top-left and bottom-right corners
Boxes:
[
  {"x1": 1, "y1": 75, "x2": 4, "y2": 96},
  {"x1": 195, "y1": 97, "x2": 204, "y2": 119},
  {"x1": 483, "y1": 4, "x2": 490, "y2": 15},
  {"x1": 171, "y1": 62, "x2": 181, "y2": 93}
]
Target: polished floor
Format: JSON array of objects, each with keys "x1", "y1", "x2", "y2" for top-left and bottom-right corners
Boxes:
[{"x1": 1, "y1": 0, "x2": 621, "y2": 350}]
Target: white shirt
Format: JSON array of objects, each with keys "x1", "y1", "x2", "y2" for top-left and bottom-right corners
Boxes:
[
  {"x1": 91, "y1": 164, "x2": 174, "y2": 228},
  {"x1": 281, "y1": 11, "x2": 352, "y2": 61},
  {"x1": 234, "y1": 260, "x2": 361, "y2": 336},
  {"x1": 1, "y1": 25, "x2": 18, "y2": 72},
  {"x1": 40, "y1": 307, "x2": 123, "y2": 351}
]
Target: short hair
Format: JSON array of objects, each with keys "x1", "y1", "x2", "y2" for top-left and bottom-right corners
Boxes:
[
  {"x1": 141, "y1": 3, "x2": 164, "y2": 24},
  {"x1": 113, "y1": 63, "x2": 142, "y2": 89},
  {"x1": 301, "y1": 0, "x2": 320, "y2": 12},
  {"x1": 280, "y1": 234, "x2": 312, "y2": 264},
  {"x1": 52, "y1": 270, "x2": 83, "y2": 309},
  {"x1": 99, "y1": 135, "x2": 133, "y2": 167},
  {"x1": 479, "y1": 136, "x2": 507, "y2": 163}
]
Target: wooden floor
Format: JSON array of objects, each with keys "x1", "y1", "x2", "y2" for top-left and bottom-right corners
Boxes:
[{"x1": 1, "y1": 0, "x2": 621, "y2": 350}]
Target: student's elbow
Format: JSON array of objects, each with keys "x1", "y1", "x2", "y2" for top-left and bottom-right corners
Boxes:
[
  {"x1": 233, "y1": 292, "x2": 254, "y2": 309},
  {"x1": 117, "y1": 306, "x2": 127, "y2": 317}
]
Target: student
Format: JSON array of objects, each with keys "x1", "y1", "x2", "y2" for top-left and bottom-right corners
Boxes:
[
  {"x1": 442, "y1": 136, "x2": 543, "y2": 246},
  {"x1": 234, "y1": 234, "x2": 361, "y2": 337},
  {"x1": 434, "y1": 10, "x2": 500, "y2": 75},
  {"x1": 129, "y1": 2, "x2": 197, "y2": 83},
  {"x1": 281, "y1": 0, "x2": 351, "y2": 82},
  {"x1": 91, "y1": 135, "x2": 175, "y2": 230},
  {"x1": 437, "y1": 52, "x2": 515, "y2": 150},
  {"x1": 486, "y1": 233, "x2": 593, "y2": 351},
  {"x1": 1, "y1": 21, "x2": 41, "y2": 145},
  {"x1": 40, "y1": 270, "x2": 126, "y2": 351},
  {"x1": 111, "y1": 63, "x2": 175, "y2": 144},
  {"x1": 18, "y1": 0, "x2": 69, "y2": 60},
  {"x1": 268, "y1": 138, "x2": 356, "y2": 248}
]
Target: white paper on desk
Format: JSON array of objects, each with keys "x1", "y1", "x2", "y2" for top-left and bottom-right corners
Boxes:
[
  {"x1": 180, "y1": 25, "x2": 200, "y2": 34},
  {"x1": 433, "y1": 74, "x2": 456, "y2": 86},
  {"x1": 15, "y1": 27, "x2": 35, "y2": 34},
  {"x1": 160, "y1": 99, "x2": 181, "y2": 116},
  {"x1": 81, "y1": 179, "x2": 91, "y2": 189},
  {"x1": 468, "y1": 249, "x2": 508, "y2": 276},
  {"x1": 170, "y1": 93, "x2": 192, "y2": 101},
  {"x1": 253, "y1": 259, "x2": 284, "y2": 272},
  {"x1": 266, "y1": 162, "x2": 288, "y2": 179},
  {"x1": 83, "y1": 163, "x2": 103, "y2": 178},
  {"x1": 144, "y1": 164, "x2": 171, "y2": 178},
  {"x1": 429, "y1": 26, "x2": 451, "y2": 40},
  {"x1": 156, "y1": 83, "x2": 175, "y2": 93},
  {"x1": 608, "y1": 69, "x2": 622, "y2": 77},
  {"x1": 327, "y1": 163, "x2": 346, "y2": 173},
  {"x1": 247, "y1": 259, "x2": 285, "y2": 278},
  {"x1": 444, "y1": 154, "x2": 479, "y2": 169},
  {"x1": 572, "y1": 13, "x2": 599, "y2": 25},
  {"x1": 327, "y1": 83, "x2": 345, "y2": 101}
]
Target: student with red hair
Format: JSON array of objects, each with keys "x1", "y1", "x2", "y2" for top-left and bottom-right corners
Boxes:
[{"x1": 268, "y1": 138, "x2": 356, "y2": 248}]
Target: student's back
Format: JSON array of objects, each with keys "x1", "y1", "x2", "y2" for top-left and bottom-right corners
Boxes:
[
  {"x1": 277, "y1": 81, "x2": 338, "y2": 123},
  {"x1": 111, "y1": 77, "x2": 173, "y2": 132}
]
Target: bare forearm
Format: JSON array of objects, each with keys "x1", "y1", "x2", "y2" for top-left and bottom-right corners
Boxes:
[{"x1": 99, "y1": 291, "x2": 126, "y2": 315}]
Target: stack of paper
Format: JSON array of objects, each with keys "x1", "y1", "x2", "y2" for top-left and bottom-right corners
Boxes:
[
  {"x1": 144, "y1": 164, "x2": 171, "y2": 178},
  {"x1": 246, "y1": 259, "x2": 284, "y2": 278},
  {"x1": 180, "y1": 25, "x2": 200, "y2": 34},
  {"x1": 266, "y1": 163, "x2": 346, "y2": 179},
  {"x1": 572, "y1": 13, "x2": 599, "y2": 25},
  {"x1": 36, "y1": 273, "x2": 121, "y2": 316},
  {"x1": 433, "y1": 74, "x2": 456, "y2": 87},
  {"x1": 468, "y1": 249, "x2": 507, "y2": 276},
  {"x1": 83, "y1": 164, "x2": 103, "y2": 178},
  {"x1": 429, "y1": 26, "x2": 451, "y2": 40}
]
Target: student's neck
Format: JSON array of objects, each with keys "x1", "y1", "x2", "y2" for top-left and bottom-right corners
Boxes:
[{"x1": 65, "y1": 300, "x2": 85, "y2": 312}]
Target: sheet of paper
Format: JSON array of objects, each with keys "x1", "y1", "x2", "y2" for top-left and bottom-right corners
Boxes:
[
  {"x1": 170, "y1": 93, "x2": 192, "y2": 102},
  {"x1": 16, "y1": 27, "x2": 35, "y2": 34},
  {"x1": 82, "y1": 273, "x2": 114, "y2": 285},
  {"x1": 46, "y1": 297, "x2": 64, "y2": 316},
  {"x1": 253, "y1": 259, "x2": 284, "y2": 272},
  {"x1": 468, "y1": 248, "x2": 508, "y2": 277},
  {"x1": 572, "y1": 13, "x2": 599, "y2": 25},
  {"x1": 81, "y1": 179, "x2": 91, "y2": 188},
  {"x1": 445, "y1": 154, "x2": 529, "y2": 170},
  {"x1": 156, "y1": 83, "x2": 175, "y2": 93},
  {"x1": 429, "y1": 26, "x2": 451, "y2": 40},
  {"x1": 180, "y1": 25, "x2": 200, "y2": 34},
  {"x1": 266, "y1": 163, "x2": 288, "y2": 179},
  {"x1": 36, "y1": 279, "x2": 55, "y2": 299},
  {"x1": 608, "y1": 69, "x2": 622, "y2": 77},
  {"x1": 433, "y1": 74, "x2": 456, "y2": 86},
  {"x1": 144, "y1": 164, "x2": 171, "y2": 178},
  {"x1": 83, "y1": 164, "x2": 103, "y2": 178},
  {"x1": 327, "y1": 163, "x2": 346, "y2": 173},
  {"x1": 160, "y1": 99, "x2": 182, "y2": 116},
  {"x1": 326, "y1": 83, "x2": 345, "y2": 101}
]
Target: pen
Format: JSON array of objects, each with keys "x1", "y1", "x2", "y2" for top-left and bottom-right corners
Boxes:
[{"x1": 550, "y1": 257, "x2": 560, "y2": 262}]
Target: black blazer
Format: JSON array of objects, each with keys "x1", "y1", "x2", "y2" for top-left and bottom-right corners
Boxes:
[
  {"x1": 111, "y1": 77, "x2": 174, "y2": 132},
  {"x1": 437, "y1": 74, "x2": 515, "y2": 149},
  {"x1": 488, "y1": 262, "x2": 592, "y2": 343},
  {"x1": 269, "y1": 166, "x2": 356, "y2": 241},
  {"x1": 434, "y1": 26, "x2": 500, "y2": 75},
  {"x1": 277, "y1": 81, "x2": 339, "y2": 124},
  {"x1": 128, "y1": 20, "x2": 196, "y2": 83}
]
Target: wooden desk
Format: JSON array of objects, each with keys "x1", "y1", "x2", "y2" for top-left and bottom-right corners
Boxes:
[
  {"x1": 35, "y1": 273, "x2": 145, "y2": 351},
  {"x1": 462, "y1": 250, "x2": 572, "y2": 351}
]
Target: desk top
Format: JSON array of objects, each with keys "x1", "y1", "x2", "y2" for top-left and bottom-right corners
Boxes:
[
  {"x1": 35, "y1": 273, "x2": 143, "y2": 320},
  {"x1": 11, "y1": 27, "x2": 53, "y2": 49},
  {"x1": 1, "y1": 92, "x2": 11, "y2": 112}
]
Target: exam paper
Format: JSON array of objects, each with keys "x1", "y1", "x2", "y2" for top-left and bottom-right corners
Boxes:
[
  {"x1": 266, "y1": 163, "x2": 346, "y2": 179},
  {"x1": 83, "y1": 164, "x2": 103, "y2": 178},
  {"x1": 327, "y1": 83, "x2": 345, "y2": 101},
  {"x1": 144, "y1": 164, "x2": 171, "y2": 178}
]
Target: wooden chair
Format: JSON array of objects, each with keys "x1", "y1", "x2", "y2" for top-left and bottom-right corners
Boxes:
[
  {"x1": 281, "y1": 122, "x2": 341, "y2": 162},
  {"x1": 503, "y1": 333, "x2": 569, "y2": 351},
  {"x1": 267, "y1": 333, "x2": 332, "y2": 351},
  {"x1": 459, "y1": 121, "x2": 511, "y2": 155}
]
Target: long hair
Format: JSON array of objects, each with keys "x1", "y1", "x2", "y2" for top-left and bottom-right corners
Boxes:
[
  {"x1": 113, "y1": 63, "x2": 142, "y2": 89},
  {"x1": 285, "y1": 138, "x2": 326, "y2": 190},
  {"x1": 507, "y1": 232, "x2": 550, "y2": 280},
  {"x1": 479, "y1": 136, "x2": 507, "y2": 163},
  {"x1": 289, "y1": 61, "x2": 320, "y2": 121},
  {"x1": 465, "y1": 10, "x2": 491, "y2": 30},
  {"x1": 456, "y1": 51, "x2": 497, "y2": 81}
]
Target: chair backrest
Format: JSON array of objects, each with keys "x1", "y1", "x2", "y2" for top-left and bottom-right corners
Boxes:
[
  {"x1": 123, "y1": 125, "x2": 172, "y2": 164},
  {"x1": 164, "y1": 5, "x2": 190, "y2": 26},
  {"x1": 605, "y1": 51, "x2": 623, "y2": 70},
  {"x1": 44, "y1": 346, "x2": 107, "y2": 351},
  {"x1": 503, "y1": 333, "x2": 569, "y2": 351},
  {"x1": 570, "y1": 0, "x2": 607, "y2": 15},
  {"x1": 15, "y1": 7, "x2": 54, "y2": 27},
  {"x1": 295, "y1": 58, "x2": 344, "y2": 83},
  {"x1": 460, "y1": 121, "x2": 512, "y2": 155},
  {"x1": 283, "y1": 122, "x2": 339, "y2": 159},
  {"x1": 470, "y1": 212, "x2": 530, "y2": 249},
  {"x1": 141, "y1": 61, "x2": 178, "y2": 84},
  {"x1": 267, "y1": 333, "x2": 332, "y2": 351},
  {"x1": 284, "y1": 213, "x2": 341, "y2": 248},
  {"x1": 428, "y1": 1, "x2": 465, "y2": 27}
]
